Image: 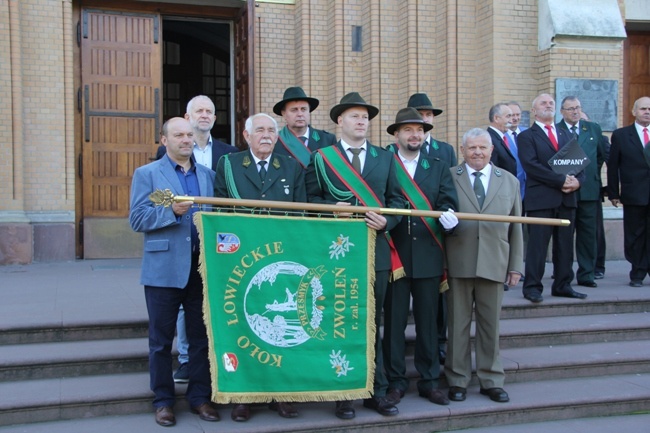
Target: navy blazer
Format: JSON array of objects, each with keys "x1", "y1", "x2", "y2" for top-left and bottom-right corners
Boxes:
[
  {"x1": 518, "y1": 123, "x2": 584, "y2": 211},
  {"x1": 608, "y1": 123, "x2": 650, "y2": 206},
  {"x1": 305, "y1": 141, "x2": 406, "y2": 271},
  {"x1": 129, "y1": 155, "x2": 215, "y2": 288}
]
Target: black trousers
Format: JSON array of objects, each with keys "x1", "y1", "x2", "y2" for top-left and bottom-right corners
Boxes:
[{"x1": 523, "y1": 206, "x2": 576, "y2": 295}]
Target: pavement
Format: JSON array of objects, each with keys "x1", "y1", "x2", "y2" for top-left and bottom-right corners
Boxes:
[{"x1": 0, "y1": 258, "x2": 649, "y2": 433}]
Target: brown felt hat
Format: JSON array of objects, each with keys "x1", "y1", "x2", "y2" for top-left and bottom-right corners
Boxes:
[
  {"x1": 386, "y1": 107, "x2": 434, "y2": 135},
  {"x1": 329, "y1": 92, "x2": 379, "y2": 123}
]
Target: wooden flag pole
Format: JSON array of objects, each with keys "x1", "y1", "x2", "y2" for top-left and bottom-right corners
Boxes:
[{"x1": 149, "y1": 189, "x2": 569, "y2": 226}]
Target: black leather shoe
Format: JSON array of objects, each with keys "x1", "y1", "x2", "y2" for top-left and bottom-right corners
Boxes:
[
  {"x1": 480, "y1": 387, "x2": 509, "y2": 403},
  {"x1": 523, "y1": 292, "x2": 543, "y2": 303},
  {"x1": 191, "y1": 402, "x2": 220, "y2": 422},
  {"x1": 269, "y1": 401, "x2": 298, "y2": 418},
  {"x1": 630, "y1": 280, "x2": 643, "y2": 287},
  {"x1": 155, "y1": 406, "x2": 176, "y2": 427},
  {"x1": 577, "y1": 281, "x2": 597, "y2": 288},
  {"x1": 448, "y1": 386, "x2": 466, "y2": 402},
  {"x1": 594, "y1": 271, "x2": 605, "y2": 280},
  {"x1": 419, "y1": 389, "x2": 450, "y2": 405},
  {"x1": 363, "y1": 397, "x2": 399, "y2": 416},
  {"x1": 551, "y1": 289, "x2": 587, "y2": 299},
  {"x1": 335, "y1": 400, "x2": 355, "y2": 419},
  {"x1": 231, "y1": 404, "x2": 250, "y2": 422},
  {"x1": 386, "y1": 388, "x2": 404, "y2": 404}
]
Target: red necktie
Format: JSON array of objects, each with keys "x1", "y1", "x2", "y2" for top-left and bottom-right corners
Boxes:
[
  {"x1": 545, "y1": 125, "x2": 559, "y2": 151},
  {"x1": 644, "y1": 128, "x2": 649, "y2": 146},
  {"x1": 503, "y1": 135, "x2": 510, "y2": 150}
]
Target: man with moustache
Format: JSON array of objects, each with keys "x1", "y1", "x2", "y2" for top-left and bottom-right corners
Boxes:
[
  {"x1": 445, "y1": 128, "x2": 523, "y2": 404},
  {"x1": 306, "y1": 92, "x2": 405, "y2": 419},
  {"x1": 130, "y1": 118, "x2": 219, "y2": 427},
  {"x1": 518, "y1": 94, "x2": 586, "y2": 303},
  {"x1": 608, "y1": 96, "x2": 650, "y2": 287},
  {"x1": 382, "y1": 108, "x2": 458, "y2": 407},
  {"x1": 557, "y1": 96, "x2": 607, "y2": 288},
  {"x1": 214, "y1": 113, "x2": 305, "y2": 422},
  {"x1": 273, "y1": 87, "x2": 336, "y2": 168}
]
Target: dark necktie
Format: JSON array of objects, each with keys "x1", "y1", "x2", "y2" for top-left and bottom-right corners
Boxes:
[
  {"x1": 545, "y1": 125, "x2": 559, "y2": 151},
  {"x1": 299, "y1": 136, "x2": 308, "y2": 147},
  {"x1": 349, "y1": 148, "x2": 362, "y2": 173},
  {"x1": 512, "y1": 131, "x2": 517, "y2": 143},
  {"x1": 570, "y1": 125, "x2": 578, "y2": 139},
  {"x1": 473, "y1": 172, "x2": 485, "y2": 208},
  {"x1": 258, "y1": 160, "x2": 267, "y2": 181},
  {"x1": 424, "y1": 140, "x2": 430, "y2": 154}
]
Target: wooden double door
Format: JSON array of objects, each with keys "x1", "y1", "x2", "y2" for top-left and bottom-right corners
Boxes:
[{"x1": 78, "y1": 1, "x2": 254, "y2": 257}]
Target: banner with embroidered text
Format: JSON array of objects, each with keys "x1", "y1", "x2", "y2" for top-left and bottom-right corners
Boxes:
[{"x1": 195, "y1": 212, "x2": 376, "y2": 403}]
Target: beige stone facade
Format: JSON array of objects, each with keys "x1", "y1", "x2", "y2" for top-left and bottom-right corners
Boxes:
[{"x1": 0, "y1": 0, "x2": 643, "y2": 263}]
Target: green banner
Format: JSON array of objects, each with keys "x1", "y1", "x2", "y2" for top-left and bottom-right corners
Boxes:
[{"x1": 195, "y1": 212, "x2": 376, "y2": 403}]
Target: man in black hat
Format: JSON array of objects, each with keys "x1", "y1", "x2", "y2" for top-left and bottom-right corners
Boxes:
[
  {"x1": 406, "y1": 92, "x2": 456, "y2": 366},
  {"x1": 305, "y1": 92, "x2": 405, "y2": 419},
  {"x1": 407, "y1": 93, "x2": 457, "y2": 168},
  {"x1": 273, "y1": 86, "x2": 336, "y2": 169},
  {"x1": 382, "y1": 107, "x2": 458, "y2": 408}
]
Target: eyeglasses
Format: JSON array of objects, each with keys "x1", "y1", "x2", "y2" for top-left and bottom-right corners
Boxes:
[{"x1": 561, "y1": 106, "x2": 581, "y2": 112}]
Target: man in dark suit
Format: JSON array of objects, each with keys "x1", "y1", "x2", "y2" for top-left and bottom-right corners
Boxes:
[
  {"x1": 608, "y1": 96, "x2": 650, "y2": 287},
  {"x1": 518, "y1": 93, "x2": 586, "y2": 303},
  {"x1": 129, "y1": 118, "x2": 219, "y2": 427},
  {"x1": 445, "y1": 128, "x2": 523, "y2": 404},
  {"x1": 155, "y1": 95, "x2": 237, "y2": 171},
  {"x1": 382, "y1": 108, "x2": 458, "y2": 408},
  {"x1": 487, "y1": 103, "x2": 517, "y2": 177},
  {"x1": 557, "y1": 96, "x2": 606, "y2": 288},
  {"x1": 305, "y1": 92, "x2": 405, "y2": 419},
  {"x1": 214, "y1": 113, "x2": 305, "y2": 422},
  {"x1": 406, "y1": 92, "x2": 456, "y2": 365},
  {"x1": 273, "y1": 87, "x2": 337, "y2": 168}
]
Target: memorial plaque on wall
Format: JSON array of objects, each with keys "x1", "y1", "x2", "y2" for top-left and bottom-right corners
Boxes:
[{"x1": 555, "y1": 79, "x2": 618, "y2": 131}]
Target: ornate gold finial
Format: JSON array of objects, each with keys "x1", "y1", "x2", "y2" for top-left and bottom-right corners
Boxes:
[{"x1": 149, "y1": 189, "x2": 175, "y2": 207}]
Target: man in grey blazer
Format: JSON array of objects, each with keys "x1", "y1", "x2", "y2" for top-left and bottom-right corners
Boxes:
[
  {"x1": 445, "y1": 128, "x2": 524, "y2": 404},
  {"x1": 129, "y1": 117, "x2": 219, "y2": 427}
]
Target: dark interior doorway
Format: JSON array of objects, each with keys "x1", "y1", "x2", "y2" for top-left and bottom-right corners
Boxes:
[{"x1": 162, "y1": 18, "x2": 233, "y2": 144}]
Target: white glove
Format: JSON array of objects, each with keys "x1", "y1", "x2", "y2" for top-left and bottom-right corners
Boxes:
[{"x1": 439, "y1": 209, "x2": 458, "y2": 230}]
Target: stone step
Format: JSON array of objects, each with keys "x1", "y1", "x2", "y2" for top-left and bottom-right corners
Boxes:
[
  {"x1": 403, "y1": 311, "x2": 650, "y2": 351},
  {"x1": 0, "y1": 338, "x2": 149, "y2": 382},
  {"x1": 0, "y1": 372, "x2": 648, "y2": 432},
  {"x1": 0, "y1": 321, "x2": 148, "y2": 346}
]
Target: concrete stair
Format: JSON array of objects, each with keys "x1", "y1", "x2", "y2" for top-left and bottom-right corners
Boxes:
[{"x1": 0, "y1": 262, "x2": 649, "y2": 431}]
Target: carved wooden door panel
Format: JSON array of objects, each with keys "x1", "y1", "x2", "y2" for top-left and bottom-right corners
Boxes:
[
  {"x1": 80, "y1": 8, "x2": 161, "y2": 217},
  {"x1": 233, "y1": 1, "x2": 255, "y2": 149},
  {"x1": 624, "y1": 32, "x2": 650, "y2": 126}
]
